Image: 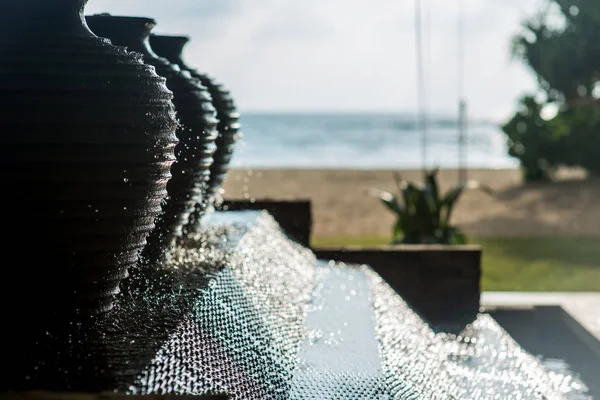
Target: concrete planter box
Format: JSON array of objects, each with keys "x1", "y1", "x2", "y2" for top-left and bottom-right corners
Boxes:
[
  {"x1": 220, "y1": 199, "x2": 312, "y2": 247},
  {"x1": 313, "y1": 245, "x2": 482, "y2": 329}
]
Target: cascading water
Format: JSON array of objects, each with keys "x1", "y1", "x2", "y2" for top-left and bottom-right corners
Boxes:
[{"x1": 4, "y1": 210, "x2": 590, "y2": 398}]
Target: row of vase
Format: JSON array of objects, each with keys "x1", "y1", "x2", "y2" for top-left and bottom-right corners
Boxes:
[{"x1": 0, "y1": 0, "x2": 242, "y2": 317}]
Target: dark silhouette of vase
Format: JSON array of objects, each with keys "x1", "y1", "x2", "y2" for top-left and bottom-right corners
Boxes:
[
  {"x1": 149, "y1": 35, "x2": 242, "y2": 231},
  {"x1": 86, "y1": 15, "x2": 219, "y2": 262},
  {"x1": 0, "y1": 0, "x2": 178, "y2": 316}
]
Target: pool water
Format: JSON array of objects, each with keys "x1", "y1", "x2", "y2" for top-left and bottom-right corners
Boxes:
[{"x1": 490, "y1": 306, "x2": 599, "y2": 398}]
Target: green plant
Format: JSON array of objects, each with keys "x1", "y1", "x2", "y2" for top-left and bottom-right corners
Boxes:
[
  {"x1": 502, "y1": 95, "x2": 569, "y2": 182},
  {"x1": 511, "y1": 0, "x2": 600, "y2": 105},
  {"x1": 558, "y1": 104, "x2": 600, "y2": 175},
  {"x1": 505, "y1": 0, "x2": 600, "y2": 179},
  {"x1": 370, "y1": 169, "x2": 493, "y2": 245}
]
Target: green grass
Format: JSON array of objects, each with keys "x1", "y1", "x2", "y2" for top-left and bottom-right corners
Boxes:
[{"x1": 311, "y1": 236, "x2": 600, "y2": 292}]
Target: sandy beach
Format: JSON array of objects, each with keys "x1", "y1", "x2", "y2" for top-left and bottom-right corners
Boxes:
[{"x1": 223, "y1": 168, "x2": 599, "y2": 238}]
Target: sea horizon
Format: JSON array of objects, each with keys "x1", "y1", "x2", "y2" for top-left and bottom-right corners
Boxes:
[
  {"x1": 229, "y1": 112, "x2": 519, "y2": 170},
  {"x1": 239, "y1": 109, "x2": 504, "y2": 124}
]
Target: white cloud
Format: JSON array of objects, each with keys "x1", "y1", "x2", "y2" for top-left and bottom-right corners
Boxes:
[{"x1": 86, "y1": 0, "x2": 542, "y2": 118}]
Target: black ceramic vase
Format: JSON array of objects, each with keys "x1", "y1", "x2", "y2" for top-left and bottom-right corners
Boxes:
[
  {"x1": 0, "y1": 0, "x2": 178, "y2": 316},
  {"x1": 86, "y1": 16, "x2": 219, "y2": 262},
  {"x1": 150, "y1": 35, "x2": 242, "y2": 230}
]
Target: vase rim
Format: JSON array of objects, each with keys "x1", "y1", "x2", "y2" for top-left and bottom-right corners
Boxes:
[
  {"x1": 88, "y1": 14, "x2": 156, "y2": 29},
  {"x1": 151, "y1": 34, "x2": 190, "y2": 41},
  {"x1": 86, "y1": 13, "x2": 161, "y2": 57},
  {"x1": 0, "y1": 0, "x2": 95, "y2": 38}
]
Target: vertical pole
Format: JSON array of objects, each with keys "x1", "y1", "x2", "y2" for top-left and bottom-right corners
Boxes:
[
  {"x1": 415, "y1": 0, "x2": 427, "y2": 177},
  {"x1": 458, "y1": 100, "x2": 468, "y2": 183}
]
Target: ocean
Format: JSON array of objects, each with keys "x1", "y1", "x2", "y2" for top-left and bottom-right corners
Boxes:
[{"x1": 229, "y1": 113, "x2": 519, "y2": 170}]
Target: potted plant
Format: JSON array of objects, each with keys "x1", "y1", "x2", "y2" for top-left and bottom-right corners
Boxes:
[{"x1": 369, "y1": 169, "x2": 494, "y2": 245}]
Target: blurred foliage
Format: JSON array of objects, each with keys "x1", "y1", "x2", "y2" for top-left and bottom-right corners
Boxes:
[
  {"x1": 369, "y1": 169, "x2": 493, "y2": 245},
  {"x1": 506, "y1": 0, "x2": 600, "y2": 180},
  {"x1": 512, "y1": 0, "x2": 600, "y2": 102},
  {"x1": 502, "y1": 96, "x2": 568, "y2": 181},
  {"x1": 559, "y1": 104, "x2": 600, "y2": 173}
]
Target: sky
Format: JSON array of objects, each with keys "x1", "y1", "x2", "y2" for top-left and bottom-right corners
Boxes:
[{"x1": 87, "y1": 0, "x2": 545, "y2": 120}]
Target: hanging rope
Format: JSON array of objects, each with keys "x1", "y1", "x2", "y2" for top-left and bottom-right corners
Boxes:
[
  {"x1": 414, "y1": 0, "x2": 427, "y2": 176},
  {"x1": 457, "y1": 0, "x2": 468, "y2": 184},
  {"x1": 424, "y1": 0, "x2": 432, "y2": 173},
  {"x1": 457, "y1": 0, "x2": 464, "y2": 102}
]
